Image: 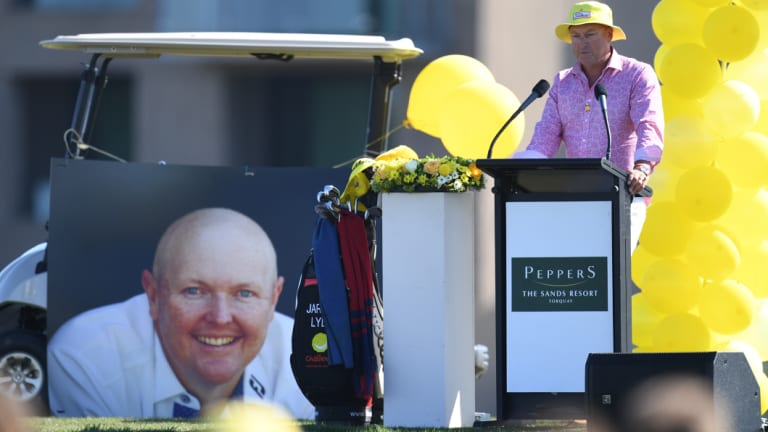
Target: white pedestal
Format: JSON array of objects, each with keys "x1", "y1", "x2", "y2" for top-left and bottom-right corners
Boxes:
[{"x1": 382, "y1": 192, "x2": 476, "y2": 428}]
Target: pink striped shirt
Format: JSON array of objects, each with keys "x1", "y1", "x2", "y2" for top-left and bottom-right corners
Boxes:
[{"x1": 516, "y1": 49, "x2": 664, "y2": 172}]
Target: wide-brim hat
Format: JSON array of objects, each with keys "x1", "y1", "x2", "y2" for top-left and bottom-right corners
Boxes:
[{"x1": 555, "y1": 1, "x2": 627, "y2": 44}]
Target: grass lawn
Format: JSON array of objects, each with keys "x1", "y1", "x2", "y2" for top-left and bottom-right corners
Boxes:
[{"x1": 27, "y1": 417, "x2": 588, "y2": 432}]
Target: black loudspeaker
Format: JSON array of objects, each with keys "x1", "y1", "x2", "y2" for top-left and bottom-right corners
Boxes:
[{"x1": 585, "y1": 352, "x2": 762, "y2": 432}]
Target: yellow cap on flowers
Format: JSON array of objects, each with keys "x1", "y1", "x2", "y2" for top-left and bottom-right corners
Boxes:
[
  {"x1": 374, "y1": 144, "x2": 418, "y2": 162},
  {"x1": 555, "y1": 1, "x2": 626, "y2": 44},
  {"x1": 340, "y1": 157, "x2": 375, "y2": 208}
]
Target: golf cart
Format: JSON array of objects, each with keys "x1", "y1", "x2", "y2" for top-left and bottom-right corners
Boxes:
[{"x1": 0, "y1": 32, "x2": 422, "y2": 410}]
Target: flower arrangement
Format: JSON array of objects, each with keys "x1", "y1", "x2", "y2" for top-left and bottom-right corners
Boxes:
[{"x1": 369, "y1": 153, "x2": 485, "y2": 193}]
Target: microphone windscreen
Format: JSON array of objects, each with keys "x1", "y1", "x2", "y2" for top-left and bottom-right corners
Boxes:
[
  {"x1": 594, "y1": 83, "x2": 608, "y2": 98},
  {"x1": 533, "y1": 79, "x2": 550, "y2": 98}
]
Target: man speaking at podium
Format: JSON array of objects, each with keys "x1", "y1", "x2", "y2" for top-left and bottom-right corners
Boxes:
[{"x1": 514, "y1": 1, "x2": 664, "y2": 252}]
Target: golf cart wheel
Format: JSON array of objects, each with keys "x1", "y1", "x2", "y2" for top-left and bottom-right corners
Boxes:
[{"x1": 0, "y1": 330, "x2": 46, "y2": 403}]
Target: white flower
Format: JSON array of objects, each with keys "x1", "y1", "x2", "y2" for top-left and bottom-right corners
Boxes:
[{"x1": 405, "y1": 159, "x2": 419, "y2": 173}]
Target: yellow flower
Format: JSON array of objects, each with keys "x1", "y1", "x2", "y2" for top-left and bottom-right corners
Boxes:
[
  {"x1": 374, "y1": 165, "x2": 389, "y2": 181},
  {"x1": 469, "y1": 162, "x2": 483, "y2": 179},
  {"x1": 424, "y1": 160, "x2": 440, "y2": 175},
  {"x1": 438, "y1": 162, "x2": 456, "y2": 176}
]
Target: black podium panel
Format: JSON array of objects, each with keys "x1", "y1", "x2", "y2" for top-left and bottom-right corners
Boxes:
[
  {"x1": 585, "y1": 352, "x2": 762, "y2": 432},
  {"x1": 477, "y1": 157, "x2": 643, "y2": 420}
]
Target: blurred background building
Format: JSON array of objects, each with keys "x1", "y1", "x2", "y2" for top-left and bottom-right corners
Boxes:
[{"x1": 0, "y1": 0, "x2": 659, "y2": 416}]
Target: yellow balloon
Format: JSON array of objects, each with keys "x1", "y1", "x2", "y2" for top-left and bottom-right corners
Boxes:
[
  {"x1": 662, "y1": 115, "x2": 719, "y2": 169},
  {"x1": 691, "y1": 0, "x2": 729, "y2": 6},
  {"x1": 406, "y1": 55, "x2": 495, "y2": 138},
  {"x1": 661, "y1": 86, "x2": 703, "y2": 119},
  {"x1": 716, "y1": 131, "x2": 768, "y2": 188},
  {"x1": 684, "y1": 225, "x2": 741, "y2": 281},
  {"x1": 631, "y1": 244, "x2": 657, "y2": 286},
  {"x1": 726, "y1": 49, "x2": 768, "y2": 100},
  {"x1": 438, "y1": 80, "x2": 524, "y2": 159},
  {"x1": 659, "y1": 43, "x2": 723, "y2": 99},
  {"x1": 639, "y1": 201, "x2": 697, "y2": 256},
  {"x1": 739, "y1": 0, "x2": 768, "y2": 10},
  {"x1": 662, "y1": 86, "x2": 704, "y2": 120},
  {"x1": 717, "y1": 188, "x2": 768, "y2": 245},
  {"x1": 757, "y1": 372, "x2": 768, "y2": 415},
  {"x1": 675, "y1": 165, "x2": 733, "y2": 222},
  {"x1": 735, "y1": 241, "x2": 768, "y2": 298},
  {"x1": 652, "y1": 0, "x2": 711, "y2": 45},
  {"x1": 640, "y1": 257, "x2": 702, "y2": 314},
  {"x1": 754, "y1": 99, "x2": 768, "y2": 135},
  {"x1": 654, "y1": 44, "x2": 672, "y2": 79},
  {"x1": 701, "y1": 80, "x2": 761, "y2": 138},
  {"x1": 215, "y1": 401, "x2": 300, "y2": 432},
  {"x1": 632, "y1": 292, "x2": 664, "y2": 349},
  {"x1": 716, "y1": 339, "x2": 764, "y2": 382},
  {"x1": 703, "y1": 5, "x2": 760, "y2": 62},
  {"x1": 646, "y1": 163, "x2": 682, "y2": 202},
  {"x1": 652, "y1": 312, "x2": 712, "y2": 352},
  {"x1": 700, "y1": 279, "x2": 756, "y2": 334},
  {"x1": 737, "y1": 299, "x2": 768, "y2": 359}
]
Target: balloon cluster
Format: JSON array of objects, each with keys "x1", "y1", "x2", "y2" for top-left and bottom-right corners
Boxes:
[
  {"x1": 405, "y1": 55, "x2": 526, "y2": 159},
  {"x1": 635, "y1": 0, "x2": 768, "y2": 414}
]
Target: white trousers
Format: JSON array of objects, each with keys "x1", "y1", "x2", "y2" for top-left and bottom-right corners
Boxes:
[{"x1": 630, "y1": 196, "x2": 647, "y2": 255}]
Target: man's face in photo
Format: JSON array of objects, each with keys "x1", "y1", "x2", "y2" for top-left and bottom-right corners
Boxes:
[{"x1": 144, "y1": 212, "x2": 283, "y2": 392}]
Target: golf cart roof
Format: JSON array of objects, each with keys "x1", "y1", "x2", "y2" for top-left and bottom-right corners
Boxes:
[{"x1": 39, "y1": 32, "x2": 423, "y2": 62}]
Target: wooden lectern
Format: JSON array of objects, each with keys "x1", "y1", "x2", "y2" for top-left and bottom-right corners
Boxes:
[{"x1": 476, "y1": 157, "x2": 651, "y2": 420}]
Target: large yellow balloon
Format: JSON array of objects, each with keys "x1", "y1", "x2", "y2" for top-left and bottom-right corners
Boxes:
[
  {"x1": 691, "y1": 0, "x2": 729, "y2": 6},
  {"x1": 754, "y1": 99, "x2": 768, "y2": 135},
  {"x1": 646, "y1": 163, "x2": 682, "y2": 202},
  {"x1": 726, "y1": 49, "x2": 768, "y2": 100},
  {"x1": 716, "y1": 131, "x2": 768, "y2": 189},
  {"x1": 652, "y1": 0, "x2": 711, "y2": 45},
  {"x1": 438, "y1": 80, "x2": 524, "y2": 159},
  {"x1": 631, "y1": 244, "x2": 656, "y2": 286},
  {"x1": 640, "y1": 257, "x2": 702, "y2": 314},
  {"x1": 715, "y1": 340, "x2": 764, "y2": 390},
  {"x1": 639, "y1": 201, "x2": 697, "y2": 256},
  {"x1": 632, "y1": 292, "x2": 664, "y2": 349},
  {"x1": 661, "y1": 86, "x2": 703, "y2": 119},
  {"x1": 757, "y1": 373, "x2": 768, "y2": 415},
  {"x1": 652, "y1": 312, "x2": 712, "y2": 352},
  {"x1": 659, "y1": 43, "x2": 723, "y2": 99},
  {"x1": 662, "y1": 115, "x2": 718, "y2": 169},
  {"x1": 675, "y1": 165, "x2": 733, "y2": 222},
  {"x1": 701, "y1": 80, "x2": 761, "y2": 138},
  {"x1": 737, "y1": 299, "x2": 768, "y2": 359},
  {"x1": 406, "y1": 55, "x2": 495, "y2": 138},
  {"x1": 700, "y1": 279, "x2": 756, "y2": 334},
  {"x1": 740, "y1": 0, "x2": 768, "y2": 10},
  {"x1": 684, "y1": 225, "x2": 741, "y2": 281},
  {"x1": 717, "y1": 188, "x2": 768, "y2": 245},
  {"x1": 703, "y1": 5, "x2": 760, "y2": 62},
  {"x1": 734, "y1": 241, "x2": 768, "y2": 298}
]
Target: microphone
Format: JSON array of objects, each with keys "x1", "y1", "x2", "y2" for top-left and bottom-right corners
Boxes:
[
  {"x1": 594, "y1": 83, "x2": 612, "y2": 160},
  {"x1": 486, "y1": 79, "x2": 550, "y2": 158}
]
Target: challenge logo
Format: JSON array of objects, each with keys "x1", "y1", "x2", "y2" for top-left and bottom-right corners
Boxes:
[
  {"x1": 511, "y1": 257, "x2": 608, "y2": 311},
  {"x1": 311, "y1": 332, "x2": 328, "y2": 353}
]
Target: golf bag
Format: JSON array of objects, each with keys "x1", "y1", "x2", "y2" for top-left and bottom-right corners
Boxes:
[{"x1": 291, "y1": 185, "x2": 384, "y2": 424}]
